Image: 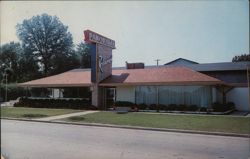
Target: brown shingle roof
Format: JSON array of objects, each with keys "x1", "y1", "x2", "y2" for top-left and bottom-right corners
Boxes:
[
  {"x1": 19, "y1": 69, "x2": 91, "y2": 87},
  {"x1": 100, "y1": 67, "x2": 223, "y2": 86},
  {"x1": 19, "y1": 67, "x2": 223, "y2": 87}
]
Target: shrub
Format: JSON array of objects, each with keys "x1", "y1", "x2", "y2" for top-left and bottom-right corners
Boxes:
[
  {"x1": 199, "y1": 107, "x2": 207, "y2": 112},
  {"x1": 167, "y1": 104, "x2": 177, "y2": 111},
  {"x1": 114, "y1": 101, "x2": 135, "y2": 107},
  {"x1": 226, "y1": 102, "x2": 235, "y2": 110},
  {"x1": 178, "y1": 104, "x2": 187, "y2": 111},
  {"x1": 14, "y1": 97, "x2": 92, "y2": 110},
  {"x1": 137, "y1": 103, "x2": 148, "y2": 110},
  {"x1": 149, "y1": 104, "x2": 157, "y2": 110},
  {"x1": 188, "y1": 105, "x2": 198, "y2": 111},
  {"x1": 212, "y1": 102, "x2": 228, "y2": 112},
  {"x1": 158, "y1": 104, "x2": 166, "y2": 111}
]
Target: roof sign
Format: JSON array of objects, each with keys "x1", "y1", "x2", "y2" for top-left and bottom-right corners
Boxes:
[{"x1": 84, "y1": 30, "x2": 115, "y2": 49}]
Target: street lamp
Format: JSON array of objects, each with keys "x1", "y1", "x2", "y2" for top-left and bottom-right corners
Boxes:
[
  {"x1": 247, "y1": 66, "x2": 250, "y2": 110},
  {"x1": 4, "y1": 73, "x2": 8, "y2": 102}
]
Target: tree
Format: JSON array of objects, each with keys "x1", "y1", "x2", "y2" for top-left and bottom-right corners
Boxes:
[
  {"x1": 0, "y1": 42, "x2": 40, "y2": 83},
  {"x1": 17, "y1": 51, "x2": 41, "y2": 82},
  {"x1": 0, "y1": 42, "x2": 21, "y2": 82},
  {"x1": 75, "y1": 42, "x2": 91, "y2": 68},
  {"x1": 49, "y1": 49, "x2": 80, "y2": 75},
  {"x1": 232, "y1": 54, "x2": 250, "y2": 62},
  {"x1": 16, "y1": 13, "x2": 75, "y2": 76}
]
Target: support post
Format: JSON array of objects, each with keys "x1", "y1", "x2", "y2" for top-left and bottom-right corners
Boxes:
[{"x1": 91, "y1": 84, "x2": 99, "y2": 107}]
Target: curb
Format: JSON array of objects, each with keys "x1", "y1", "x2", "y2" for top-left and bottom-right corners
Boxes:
[{"x1": 1, "y1": 117, "x2": 250, "y2": 138}]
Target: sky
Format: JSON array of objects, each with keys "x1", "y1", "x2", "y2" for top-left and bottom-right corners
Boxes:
[{"x1": 0, "y1": 1, "x2": 249, "y2": 67}]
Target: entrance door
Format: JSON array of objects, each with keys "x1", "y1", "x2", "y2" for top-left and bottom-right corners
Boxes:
[{"x1": 105, "y1": 87, "x2": 116, "y2": 110}]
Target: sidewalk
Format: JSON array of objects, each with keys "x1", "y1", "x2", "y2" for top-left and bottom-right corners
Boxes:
[
  {"x1": 137, "y1": 111, "x2": 250, "y2": 117},
  {"x1": 36, "y1": 111, "x2": 99, "y2": 121}
]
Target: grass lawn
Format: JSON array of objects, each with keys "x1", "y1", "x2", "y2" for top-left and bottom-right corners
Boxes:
[
  {"x1": 1, "y1": 107, "x2": 82, "y2": 119},
  {"x1": 64, "y1": 111, "x2": 250, "y2": 134}
]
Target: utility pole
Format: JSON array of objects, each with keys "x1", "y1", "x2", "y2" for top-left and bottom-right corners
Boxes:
[{"x1": 155, "y1": 59, "x2": 160, "y2": 66}]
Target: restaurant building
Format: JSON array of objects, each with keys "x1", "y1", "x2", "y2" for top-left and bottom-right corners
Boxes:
[{"x1": 19, "y1": 30, "x2": 250, "y2": 111}]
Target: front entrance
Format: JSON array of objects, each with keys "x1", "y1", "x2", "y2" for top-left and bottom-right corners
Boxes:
[{"x1": 103, "y1": 87, "x2": 116, "y2": 110}]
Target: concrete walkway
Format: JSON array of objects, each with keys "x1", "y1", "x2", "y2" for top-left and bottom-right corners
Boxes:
[
  {"x1": 36, "y1": 111, "x2": 99, "y2": 121},
  {"x1": 137, "y1": 111, "x2": 250, "y2": 117}
]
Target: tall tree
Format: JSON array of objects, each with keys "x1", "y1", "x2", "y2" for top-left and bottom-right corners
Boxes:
[
  {"x1": 0, "y1": 42, "x2": 21, "y2": 82},
  {"x1": 16, "y1": 13, "x2": 75, "y2": 76},
  {"x1": 232, "y1": 54, "x2": 250, "y2": 62},
  {"x1": 75, "y1": 42, "x2": 91, "y2": 68},
  {"x1": 0, "y1": 42, "x2": 40, "y2": 82}
]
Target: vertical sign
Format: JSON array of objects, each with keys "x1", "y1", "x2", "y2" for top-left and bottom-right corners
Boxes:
[
  {"x1": 84, "y1": 30, "x2": 115, "y2": 83},
  {"x1": 84, "y1": 30, "x2": 116, "y2": 108}
]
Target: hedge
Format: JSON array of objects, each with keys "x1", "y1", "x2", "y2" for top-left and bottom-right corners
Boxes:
[
  {"x1": 212, "y1": 102, "x2": 235, "y2": 112},
  {"x1": 113, "y1": 101, "x2": 234, "y2": 112},
  {"x1": 14, "y1": 97, "x2": 96, "y2": 110}
]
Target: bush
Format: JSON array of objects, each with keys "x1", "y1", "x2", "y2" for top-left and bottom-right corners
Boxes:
[
  {"x1": 187, "y1": 105, "x2": 198, "y2": 111},
  {"x1": 199, "y1": 107, "x2": 207, "y2": 112},
  {"x1": 177, "y1": 104, "x2": 187, "y2": 111},
  {"x1": 226, "y1": 102, "x2": 235, "y2": 110},
  {"x1": 149, "y1": 104, "x2": 157, "y2": 110},
  {"x1": 114, "y1": 101, "x2": 135, "y2": 107},
  {"x1": 137, "y1": 103, "x2": 148, "y2": 110},
  {"x1": 14, "y1": 97, "x2": 93, "y2": 110},
  {"x1": 158, "y1": 104, "x2": 166, "y2": 111},
  {"x1": 212, "y1": 102, "x2": 228, "y2": 112},
  {"x1": 167, "y1": 104, "x2": 177, "y2": 111}
]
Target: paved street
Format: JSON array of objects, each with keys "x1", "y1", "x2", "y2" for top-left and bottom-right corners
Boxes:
[{"x1": 1, "y1": 119, "x2": 250, "y2": 159}]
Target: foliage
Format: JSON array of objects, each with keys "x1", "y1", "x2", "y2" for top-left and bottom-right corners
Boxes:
[
  {"x1": 226, "y1": 102, "x2": 235, "y2": 110},
  {"x1": 75, "y1": 42, "x2": 91, "y2": 68},
  {"x1": 168, "y1": 104, "x2": 177, "y2": 110},
  {"x1": 0, "y1": 83, "x2": 27, "y2": 101},
  {"x1": 14, "y1": 97, "x2": 95, "y2": 110},
  {"x1": 0, "y1": 42, "x2": 41, "y2": 83},
  {"x1": 149, "y1": 104, "x2": 157, "y2": 110},
  {"x1": 1, "y1": 42, "x2": 21, "y2": 81},
  {"x1": 199, "y1": 107, "x2": 207, "y2": 112},
  {"x1": 16, "y1": 13, "x2": 78, "y2": 76},
  {"x1": 177, "y1": 104, "x2": 188, "y2": 111},
  {"x1": 188, "y1": 105, "x2": 198, "y2": 111},
  {"x1": 136, "y1": 103, "x2": 148, "y2": 110},
  {"x1": 212, "y1": 102, "x2": 234, "y2": 112},
  {"x1": 114, "y1": 101, "x2": 135, "y2": 107},
  {"x1": 232, "y1": 54, "x2": 250, "y2": 62}
]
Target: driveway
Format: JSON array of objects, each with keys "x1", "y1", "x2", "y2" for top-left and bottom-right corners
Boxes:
[{"x1": 1, "y1": 119, "x2": 249, "y2": 159}]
